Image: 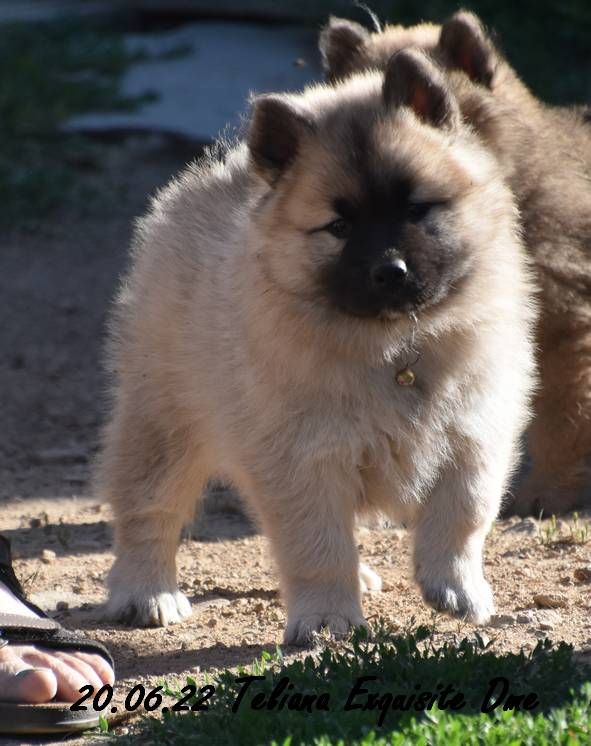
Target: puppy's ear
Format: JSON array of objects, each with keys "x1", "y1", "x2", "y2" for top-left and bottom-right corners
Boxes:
[
  {"x1": 383, "y1": 48, "x2": 460, "y2": 129},
  {"x1": 319, "y1": 16, "x2": 370, "y2": 80},
  {"x1": 248, "y1": 94, "x2": 314, "y2": 184},
  {"x1": 438, "y1": 11, "x2": 497, "y2": 88}
]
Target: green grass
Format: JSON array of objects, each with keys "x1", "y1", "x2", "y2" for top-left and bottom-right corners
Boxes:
[
  {"x1": 0, "y1": 18, "x2": 155, "y2": 228},
  {"x1": 111, "y1": 624, "x2": 591, "y2": 744},
  {"x1": 539, "y1": 512, "x2": 590, "y2": 547}
]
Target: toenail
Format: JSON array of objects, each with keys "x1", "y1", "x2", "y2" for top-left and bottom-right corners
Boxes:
[{"x1": 15, "y1": 667, "x2": 52, "y2": 678}]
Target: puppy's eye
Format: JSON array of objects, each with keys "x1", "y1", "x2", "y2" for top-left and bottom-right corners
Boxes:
[
  {"x1": 407, "y1": 202, "x2": 440, "y2": 223},
  {"x1": 324, "y1": 218, "x2": 351, "y2": 239}
]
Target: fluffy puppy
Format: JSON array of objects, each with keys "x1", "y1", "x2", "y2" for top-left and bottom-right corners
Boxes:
[
  {"x1": 96, "y1": 50, "x2": 536, "y2": 642},
  {"x1": 320, "y1": 11, "x2": 591, "y2": 516}
]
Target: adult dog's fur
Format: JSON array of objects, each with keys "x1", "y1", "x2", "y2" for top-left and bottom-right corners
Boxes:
[
  {"x1": 320, "y1": 11, "x2": 591, "y2": 516},
  {"x1": 97, "y1": 50, "x2": 536, "y2": 641}
]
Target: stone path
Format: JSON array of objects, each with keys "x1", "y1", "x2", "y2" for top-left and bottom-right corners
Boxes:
[{"x1": 65, "y1": 22, "x2": 323, "y2": 142}]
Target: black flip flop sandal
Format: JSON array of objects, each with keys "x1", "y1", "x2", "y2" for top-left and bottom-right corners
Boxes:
[{"x1": 0, "y1": 536, "x2": 115, "y2": 735}]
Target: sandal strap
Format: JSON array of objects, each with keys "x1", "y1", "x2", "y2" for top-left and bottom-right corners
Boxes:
[
  {"x1": 0, "y1": 537, "x2": 114, "y2": 670},
  {"x1": 0, "y1": 617, "x2": 114, "y2": 670},
  {"x1": 0, "y1": 614, "x2": 59, "y2": 631}
]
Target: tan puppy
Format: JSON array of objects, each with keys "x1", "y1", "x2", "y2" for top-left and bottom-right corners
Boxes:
[
  {"x1": 96, "y1": 50, "x2": 536, "y2": 642},
  {"x1": 320, "y1": 11, "x2": 591, "y2": 516}
]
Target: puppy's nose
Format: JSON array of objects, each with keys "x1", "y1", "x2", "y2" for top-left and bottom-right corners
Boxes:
[{"x1": 370, "y1": 257, "x2": 408, "y2": 292}]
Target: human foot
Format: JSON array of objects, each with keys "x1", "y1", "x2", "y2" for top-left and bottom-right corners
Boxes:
[{"x1": 0, "y1": 580, "x2": 114, "y2": 703}]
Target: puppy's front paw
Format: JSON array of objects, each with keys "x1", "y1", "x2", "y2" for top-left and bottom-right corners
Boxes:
[
  {"x1": 284, "y1": 612, "x2": 368, "y2": 646},
  {"x1": 417, "y1": 569, "x2": 494, "y2": 625},
  {"x1": 284, "y1": 591, "x2": 367, "y2": 646},
  {"x1": 104, "y1": 589, "x2": 192, "y2": 627}
]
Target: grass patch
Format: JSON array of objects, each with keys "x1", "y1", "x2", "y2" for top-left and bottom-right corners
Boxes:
[
  {"x1": 0, "y1": 18, "x2": 155, "y2": 228},
  {"x1": 539, "y1": 512, "x2": 590, "y2": 547},
  {"x1": 113, "y1": 624, "x2": 591, "y2": 744}
]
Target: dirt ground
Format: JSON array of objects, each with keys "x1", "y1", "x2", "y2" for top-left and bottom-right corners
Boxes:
[{"x1": 1, "y1": 138, "x2": 590, "y2": 744}]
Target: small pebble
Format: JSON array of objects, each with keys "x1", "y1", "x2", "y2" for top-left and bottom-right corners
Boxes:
[
  {"x1": 533, "y1": 593, "x2": 567, "y2": 609},
  {"x1": 504, "y1": 516, "x2": 521, "y2": 527},
  {"x1": 536, "y1": 610, "x2": 561, "y2": 631},
  {"x1": 489, "y1": 614, "x2": 516, "y2": 627},
  {"x1": 56, "y1": 600, "x2": 69, "y2": 611},
  {"x1": 574, "y1": 566, "x2": 591, "y2": 582},
  {"x1": 41, "y1": 549, "x2": 56, "y2": 564},
  {"x1": 194, "y1": 598, "x2": 230, "y2": 614},
  {"x1": 516, "y1": 610, "x2": 535, "y2": 624},
  {"x1": 505, "y1": 517, "x2": 538, "y2": 535}
]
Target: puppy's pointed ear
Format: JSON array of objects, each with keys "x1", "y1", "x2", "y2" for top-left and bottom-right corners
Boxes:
[
  {"x1": 248, "y1": 94, "x2": 314, "y2": 184},
  {"x1": 319, "y1": 16, "x2": 370, "y2": 80},
  {"x1": 383, "y1": 48, "x2": 460, "y2": 129},
  {"x1": 438, "y1": 11, "x2": 497, "y2": 87}
]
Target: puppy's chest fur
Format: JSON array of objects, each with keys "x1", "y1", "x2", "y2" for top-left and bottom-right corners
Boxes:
[
  {"x1": 279, "y1": 350, "x2": 465, "y2": 515},
  {"x1": 368, "y1": 367, "x2": 461, "y2": 510}
]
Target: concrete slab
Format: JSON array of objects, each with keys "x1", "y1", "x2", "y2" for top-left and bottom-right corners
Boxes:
[{"x1": 64, "y1": 22, "x2": 323, "y2": 142}]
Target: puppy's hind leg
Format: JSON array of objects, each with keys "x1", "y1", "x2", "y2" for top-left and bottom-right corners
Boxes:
[
  {"x1": 515, "y1": 326, "x2": 591, "y2": 515},
  {"x1": 97, "y1": 409, "x2": 207, "y2": 627}
]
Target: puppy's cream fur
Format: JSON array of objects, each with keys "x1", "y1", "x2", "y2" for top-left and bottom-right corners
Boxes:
[{"x1": 97, "y1": 56, "x2": 536, "y2": 642}]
